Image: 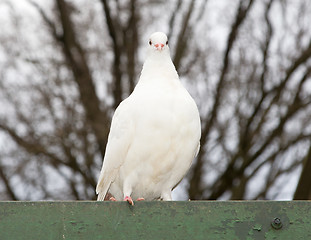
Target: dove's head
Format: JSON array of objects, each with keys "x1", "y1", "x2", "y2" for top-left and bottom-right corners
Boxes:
[
  {"x1": 142, "y1": 32, "x2": 177, "y2": 78},
  {"x1": 148, "y1": 32, "x2": 169, "y2": 53}
]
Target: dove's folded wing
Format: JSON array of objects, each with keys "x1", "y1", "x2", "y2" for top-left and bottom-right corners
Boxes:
[{"x1": 96, "y1": 99, "x2": 134, "y2": 200}]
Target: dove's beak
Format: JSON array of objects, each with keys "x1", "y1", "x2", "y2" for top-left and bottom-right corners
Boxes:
[{"x1": 154, "y1": 43, "x2": 164, "y2": 51}]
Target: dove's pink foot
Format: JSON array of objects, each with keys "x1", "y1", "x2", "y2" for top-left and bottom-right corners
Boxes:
[
  {"x1": 109, "y1": 197, "x2": 117, "y2": 201},
  {"x1": 124, "y1": 196, "x2": 134, "y2": 206},
  {"x1": 136, "y1": 198, "x2": 145, "y2": 201}
]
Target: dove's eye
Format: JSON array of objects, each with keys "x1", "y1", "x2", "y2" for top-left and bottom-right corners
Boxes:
[
  {"x1": 149, "y1": 40, "x2": 152, "y2": 45},
  {"x1": 166, "y1": 40, "x2": 168, "y2": 45}
]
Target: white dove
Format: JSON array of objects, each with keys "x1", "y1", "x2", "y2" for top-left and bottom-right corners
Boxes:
[{"x1": 96, "y1": 32, "x2": 201, "y2": 205}]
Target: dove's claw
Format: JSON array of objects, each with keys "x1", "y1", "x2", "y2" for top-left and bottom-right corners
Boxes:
[
  {"x1": 109, "y1": 197, "x2": 117, "y2": 201},
  {"x1": 124, "y1": 196, "x2": 134, "y2": 205},
  {"x1": 136, "y1": 198, "x2": 145, "y2": 201}
]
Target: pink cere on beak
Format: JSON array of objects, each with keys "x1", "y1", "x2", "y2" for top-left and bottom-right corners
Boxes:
[{"x1": 154, "y1": 43, "x2": 164, "y2": 50}]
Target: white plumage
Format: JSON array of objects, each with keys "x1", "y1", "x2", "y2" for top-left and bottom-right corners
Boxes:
[{"x1": 96, "y1": 32, "x2": 201, "y2": 204}]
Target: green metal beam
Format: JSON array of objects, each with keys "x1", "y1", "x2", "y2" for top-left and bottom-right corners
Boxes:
[{"x1": 0, "y1": 201, "x2": 310, "y2": 239}]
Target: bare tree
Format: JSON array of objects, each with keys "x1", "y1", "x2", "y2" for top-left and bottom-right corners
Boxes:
[{"x1": 0, "y1": 0, "x2": 311, "y2": 201}]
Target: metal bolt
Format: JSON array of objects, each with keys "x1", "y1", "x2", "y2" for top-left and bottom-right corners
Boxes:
[{"x1": 271, "y1": 217, "x2": 283, "y2": 230}]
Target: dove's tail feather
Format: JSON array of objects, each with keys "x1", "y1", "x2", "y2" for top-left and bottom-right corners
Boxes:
[
  {"x1": 96, "y1": 171, "x2": 114, "y2": 201},
  {"x1": 97, "y1": 191, "x2": 106, "y2": 201},
  {"x1": 96, "y1": 180, "x2": 111, "y2": 201}
]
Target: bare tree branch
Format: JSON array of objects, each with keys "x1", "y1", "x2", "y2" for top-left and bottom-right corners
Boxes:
[
  {"x1": 294, "y1": 145, "x2": 311, "y2": 200},
  {"x1": 123, "y1": 0, "x2": 139, "y2": 93},
  {"x1": 100, "y1": 0, "x2": 123, "y2": 108},
  {"x1": 240, "y1": 0, "x2": 274, "y2": 152},
  {"x1": 202, "y1": 0, "x2": 255, "y2": 144},
  {"x1": 167, "y1": 0, "x2": 182, "y2": 41},
  {"x1": 0, "y1": 162, "x2": 18, "y2": 200},
  {"x1": 54, "y1": 0, "x2": 109, "y2": 156},
  {"x1": 173, "y1": 0, "x2": 196, "y2": 71},
  {"x1": 189, "y1": 0, "x2": 255, "y2": 200}
]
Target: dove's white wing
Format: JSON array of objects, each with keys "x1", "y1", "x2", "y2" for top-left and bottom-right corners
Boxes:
[{"x1": 96, "y1": 99, "x2": 134, "y2": 200}]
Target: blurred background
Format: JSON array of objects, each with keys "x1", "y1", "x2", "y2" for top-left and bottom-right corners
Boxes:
[{"x1": 0, "y1": 0, "x2": 311, "y2": 201}]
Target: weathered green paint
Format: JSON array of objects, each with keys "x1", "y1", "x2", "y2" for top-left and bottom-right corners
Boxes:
[{"x1": 0, "y1": 201, "x2": 310, "y2": 239}]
